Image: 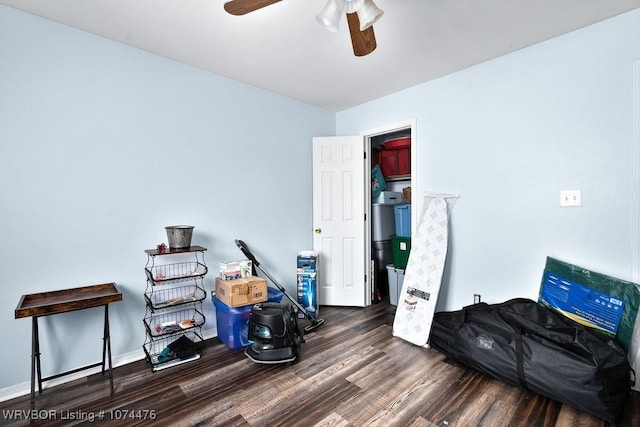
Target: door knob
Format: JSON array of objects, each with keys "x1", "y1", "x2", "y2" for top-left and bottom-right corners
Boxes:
[{"x1": 315, "y1": 228, "x2": 322, "y2": 234}]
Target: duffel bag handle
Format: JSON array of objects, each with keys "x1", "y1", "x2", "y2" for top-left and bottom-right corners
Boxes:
[
  {"x1": 501, "y1": 311, "x2": 584, "y2": 348},
  {"x1": 461, "y1": 299, "x2": 585, "y2": 349},
  {"x1": 458, "y1": 301, "x2": 491, "y2": 329}
]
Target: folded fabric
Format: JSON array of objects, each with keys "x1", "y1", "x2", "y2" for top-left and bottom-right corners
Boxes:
[{"x1": 168, "y1": 335, "x2": 199, "y2": 359}]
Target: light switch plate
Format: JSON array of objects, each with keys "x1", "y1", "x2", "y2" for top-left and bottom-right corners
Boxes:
[{"x1": 560, "y1": 190, "x2": 582, "y2": 207}]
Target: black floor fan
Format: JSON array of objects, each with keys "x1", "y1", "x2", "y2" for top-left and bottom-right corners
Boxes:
[{"x1": 235, "y1": 239, "x2": 324, "y2": 333}]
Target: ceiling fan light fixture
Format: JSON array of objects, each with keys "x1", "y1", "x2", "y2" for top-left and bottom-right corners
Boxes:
[
  {"x1": 335, "y1": 0, "x2": 365, "y2": 14},
  {"x1": 316, "y1": 0, "x2": 342, "y2": 32},
  {"x1": 356, "y1": 0, "x2": 383, "y2": 31}
]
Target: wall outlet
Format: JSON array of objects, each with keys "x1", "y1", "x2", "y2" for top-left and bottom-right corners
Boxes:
[
  {"x1": 560, "y1": 190, "x2": 582, "y2": 207},
  {"x1": 474, "y1": 294, "x2": 481, "y2": 304}
]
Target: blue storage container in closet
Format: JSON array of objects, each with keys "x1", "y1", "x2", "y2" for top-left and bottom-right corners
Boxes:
[{"x1": 394, "y1": 203, "x2": 411, "y2": 237}]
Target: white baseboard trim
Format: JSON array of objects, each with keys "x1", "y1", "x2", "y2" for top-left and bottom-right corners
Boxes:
[
  {"x1": 0, "y1": 327, "x2": 218, "y2": 403},
  {"x1": 0, "y1": 349, "x2": 144, "y2": 403},
  {"x1": 202, "y1": 327, "x2": 217, "y2": 341}
]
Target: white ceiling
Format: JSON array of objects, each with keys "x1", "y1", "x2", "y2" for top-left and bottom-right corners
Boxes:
[{"x1": 2, "y1": 0, "x2": 640, "y2": 111}]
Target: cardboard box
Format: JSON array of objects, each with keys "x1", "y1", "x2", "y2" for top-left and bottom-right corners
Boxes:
[
  {"x1": 402, "y1": 186, "x2": 411, "y2": 203},
  {"x1": 215, "y1": 276, "x2": 267, "y2": 307},
  {"x1": 219, "y1": 259, "x2": 252, "y2": 280}
]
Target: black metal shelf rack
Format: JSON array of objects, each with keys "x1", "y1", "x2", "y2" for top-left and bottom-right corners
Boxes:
[{"x1": 143, "y1": 246, "x2": 207, "y2": 371}]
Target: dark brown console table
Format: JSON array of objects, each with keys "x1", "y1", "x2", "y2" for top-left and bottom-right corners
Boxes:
[{"x1": 15, "y1": 282, "x2": 123, "y2": 411}]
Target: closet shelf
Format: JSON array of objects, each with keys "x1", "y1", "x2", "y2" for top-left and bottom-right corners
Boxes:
[{"x1": 385, "y1": 174, "x2": 411, "y2": 182}]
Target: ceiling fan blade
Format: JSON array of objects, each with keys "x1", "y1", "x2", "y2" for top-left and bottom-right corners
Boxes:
[
  {"x1": 346, "y1": 12, "x2": 377, "y2": 57},
  {"x1": 224, "y1": 0, "x2": 282, "y2": 16}
]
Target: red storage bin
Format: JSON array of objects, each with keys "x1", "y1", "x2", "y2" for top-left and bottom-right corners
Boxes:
[{"x1": 380, "y1": 137, "x2": 411, "y2": 177}]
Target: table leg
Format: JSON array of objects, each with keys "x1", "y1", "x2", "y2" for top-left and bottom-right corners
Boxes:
[
  {"x1": 101, "y1": 305, "x2": 107, "y2": 374},
  {"x1": 30, "y1": 317, "x2": 37, "y2": 411},
  {"x1": 102, "y1": 304, "x2": 114, "y2": 394},
  {"x1": 30, "y1": 317, "x2": 43, "y2": 411},
  {"x1": 35, "y1": 318, "x2": 42, "y2": 394}
]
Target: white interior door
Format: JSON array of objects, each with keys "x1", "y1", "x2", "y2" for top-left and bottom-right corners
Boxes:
[{"x1": 312, "y1": 136, "x2": 367, "y2": 307}]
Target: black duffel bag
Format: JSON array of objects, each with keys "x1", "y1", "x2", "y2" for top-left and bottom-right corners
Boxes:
[{"x1": 429, "y1": 298, "x2": 631, "y2": 422}]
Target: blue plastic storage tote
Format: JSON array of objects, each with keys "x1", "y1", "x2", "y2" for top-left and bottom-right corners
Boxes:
[
  {"x1": 212, "y1": 286, "x2": 283, "y2": 350},
  {"x1": 394, "y1": 203, "x2": 411, "y2": 237}
]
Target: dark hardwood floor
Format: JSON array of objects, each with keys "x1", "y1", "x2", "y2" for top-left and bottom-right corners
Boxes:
[{"x1": 1, "y1": 300, "x2": 638, "y2": 426}]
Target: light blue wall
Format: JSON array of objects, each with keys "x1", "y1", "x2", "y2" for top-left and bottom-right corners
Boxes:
[
  {"x1": 2, "y1": 3, "x2": 640, "y2": 394},
  {"x1": 0, "y1": 6, "x2": 334, "y2": 390},
  {"x1": 337, "y1": 10, "x2": 640, "y2": 311}
]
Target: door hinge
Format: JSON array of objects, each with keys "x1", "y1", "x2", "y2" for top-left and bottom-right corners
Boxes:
[
  {"x1": 364, "y1": 151, "x2": 367, "y2": 159},
  {"x1": 364, "y1": 213, "x2": 366, "y2": 221}
]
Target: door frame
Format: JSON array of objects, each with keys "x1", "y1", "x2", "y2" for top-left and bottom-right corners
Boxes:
[
  {"x1": 633, "y1": 60, "x2": 639, "y2": 283},
  {"x1": 361, "y1": 119, "x2": 417, "y2": 305}
]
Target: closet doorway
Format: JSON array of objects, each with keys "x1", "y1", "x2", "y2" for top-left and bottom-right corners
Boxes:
[
  {"x1": 311, "y1": 120, "x2": 416, "y2": 307},
  {"x1": 364, "y1": 120, "x2": 416, "y2": 305}
]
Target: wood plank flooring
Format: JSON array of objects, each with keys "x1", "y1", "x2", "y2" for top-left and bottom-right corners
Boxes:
[{"x1": 1, "y1": 300, "x2": 638, "y2": 426}]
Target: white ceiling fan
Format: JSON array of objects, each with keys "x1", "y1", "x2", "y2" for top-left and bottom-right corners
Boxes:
[{"x1": 223, "y1": 0, "x2": 384, "y2": 56}]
